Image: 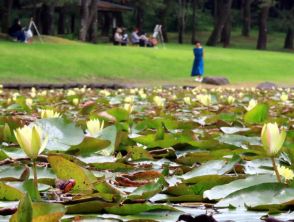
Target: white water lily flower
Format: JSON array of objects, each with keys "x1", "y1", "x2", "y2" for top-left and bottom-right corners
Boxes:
[
  {"x1": 261, "y1": 123, "x2": 286, "y2": 156},
  {"x1": 87, "y1": 119, "x2": 104, "y2": 137},
  {"x1": 14, "y1": 125, "x2": 48, "y2": 160},
  {"x1": 183, "y1": 97, "x2": 191, "y2": 105},
  {"x1": 153, "y1": 96, "x2": 165, "y2": 107},
  {"x1": 40, "y1": 109, "x2": 61, "y2": 119},
  {"x1": 246, "y1": 99, "x2": 257, "y2": 111},
  {"x1": 277, "y1": 165, "x2": 294, "y2": 181}
]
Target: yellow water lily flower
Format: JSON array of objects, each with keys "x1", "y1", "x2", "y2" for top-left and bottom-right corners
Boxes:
[
  {"x1": 277, "y1": 165, "x2": 294, "y2": 181},
  {"x1": 40, "y1": 109, "x2": 61, "y2": 119},
  {"x1": 123, "y1": 103, "x2": 134, "y2": 113},
  {"x1": 227, "y1": 96, "x2": 235, "y2": 104},
  {"x1": 86, "y1": 119, "x2": 104, "y2": 137},
  {"x1": 100, "y1": 90, "x2": 111, "y2": 97},
  {"x1": 183, "y1": 97, "x2": 191, "y2": 105},
  {"x1": 197, "y1": 94, "x2": 212, "y2": 106},
  {"x1": 280, "y1": 93, "x2": 288, "y2": 102},
  {"x1": 67, "y1": 90, "x2": 76, "y2": 96},
  {"x1": 153, "y1": 96, "x2": 165, "y2": 108},
  {"x1": 124, "y1": 96, "x2": 135, "y2": 104},
  {"x1": 14, "y1": 125, "x2": 48, "y2": 160},
  {"x1": 26, "y1": 98, "x2": 33, "y2": 108},
  {"x1": 261, "y1": 123, "x2": 286, "y2": 156},
  {"x1": 246, "y1": 99, "x2": 257, "y2": 111},
  {"x1": 72, "y1": 98, "x2": 79, "y2": 106}
]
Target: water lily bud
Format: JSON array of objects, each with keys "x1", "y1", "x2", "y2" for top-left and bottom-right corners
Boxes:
[
  {"x1": 280, "y1": 93, "x2": 288, "y2": 102},
  {"x1": 40, "y1": 109, "x2": 61, "y2": 119},
  {"x1": 86, "y1": 119, "x2": 104, "y2": 137},
  {"x1": 227, "y1": 96, "x2": 235, "y2": 105},
  {"x1": 246, "y1": 99, "x2": 257, "y2": 111},
  {"x1": 72, "y1": 98, "x2": 79, "y2": 106},
  {"x1": 277, "y1": 165, "x2": 294, "y2": 181},
  {"x1": 3, "y1": 123, "x2": 12, "y2": 141},
  {"x1": 14, "y1": 125, "x2": 48, "y2": 160},
  {"x1": 153, "y1": 96, "x2": 165, "y2": 108},
  {"x1": 197, "y1": 94, "x2": 212, "y2": 106},
  {"x1": 183, "y1": 97, "x2": 191, "y2": 105},
  {"x1": 261, "y1": 123, "x2": 286, "y2": 156}
]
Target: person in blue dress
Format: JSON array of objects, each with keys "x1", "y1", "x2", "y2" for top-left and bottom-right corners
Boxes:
[{"x1": 191, "y1": 41, "x2": 204, "y2": 82}]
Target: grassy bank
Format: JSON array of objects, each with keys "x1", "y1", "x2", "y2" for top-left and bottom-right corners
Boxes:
[{"x1": 0, "y1": 35, "x2": 293, "y2": 85}]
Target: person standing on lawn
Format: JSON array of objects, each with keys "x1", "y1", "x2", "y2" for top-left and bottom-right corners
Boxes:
[{"x1": 191, "y1": 41, "x2": 204, "y2": 82}]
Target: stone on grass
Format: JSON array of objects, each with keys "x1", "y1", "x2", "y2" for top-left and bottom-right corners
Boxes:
[
  {"x1": 202, "y1": 77, "x2": 230, "y2": 85},
  {"x1": 256, "y1": 82, "x2": 278, "y2": 90}
]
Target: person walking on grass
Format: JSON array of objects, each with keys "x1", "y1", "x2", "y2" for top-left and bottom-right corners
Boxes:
[{"x1": 191, "y1": 41, "x2": 204, "y2": 82}]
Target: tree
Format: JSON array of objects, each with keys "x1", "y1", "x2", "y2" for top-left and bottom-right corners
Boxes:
[
  {"x1": 206, "y1": 0, "x2": 233, "y2": 46},
  {"x1": 0, "y1": 0, "x2": 14, "y2": 33},
  {"x1": 157, "y1": 0, "x2": 172, "y2": 42},
  {"x1": 256, "y1": 0, "x2": 275, "y2": 50},
  {"x1": 191, "y1": 0, "x2": 197, "y2": 44},
  {"x1": 241, "y1": 0, "x2": 253, "y2": 37},
  {"x1": 177, "y1": 0, "x2": 189, "y2": 44},
  {"x1": 79, "y1": 0, "x2": 98, "y2": 42}
]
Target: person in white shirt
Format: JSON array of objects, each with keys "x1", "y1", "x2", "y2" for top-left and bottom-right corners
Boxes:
[{"x1": 131, "y1": 28, "x2": 148, "y2": 47}]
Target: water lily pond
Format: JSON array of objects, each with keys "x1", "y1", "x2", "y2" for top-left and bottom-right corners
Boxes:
[{"x1": 0, "y1": 86, "x2": 293, "y2": 222}]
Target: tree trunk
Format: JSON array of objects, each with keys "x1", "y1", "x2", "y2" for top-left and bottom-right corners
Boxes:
[
  {"x1": 157, "y1": 0, "x2": 172, "y2": 43},
  {"x1": 221, "y1": 14, "x2": 232, "y2": 47},
  {"x1": 206, "y1": 0, "x2": 233, "y2": 46},
  {"x1": 284, "y1": 27, "x2": 293, "y2": 49},
  {"x1": 191, "y1": 0, "x2": 197, "y2": 44},
  {"x1": 101, "y1": 12, "x2": 111, "y2": 36},
  {"x1": 58, "y1": 7, "x2": 65, "y2": 35},
  {"x1": 178, "y1": 0, "x2": 188, "y2": 44},
  {"x1": 89, "y1": 11, "x2": 98, "y2": 43},
  {"x1": 241, "y1": 0, "x2": 252, "y2": 37},
  {"x1": 136, "y1": 7, "x2": 144, "y2": 30},
  {"x1": 41, "y1": 3, "x2": 55, "y2": 35},
  {"x1": 1, "y1": 0, "x2": 13, "y2": 33},
  {"x1": 70, "y1": 14, "x2": 75, "y2": 34},
  {"x1": 79, "y1": 0, "x2": 97, "y2": 42},
  {"x1": 256, "y1": 6, "x2": 269, "y2": 50}
]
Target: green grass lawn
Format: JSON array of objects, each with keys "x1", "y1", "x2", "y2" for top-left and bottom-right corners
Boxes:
[{"x1": 0, "y1": 34, "x2": 293, "y2": 85}]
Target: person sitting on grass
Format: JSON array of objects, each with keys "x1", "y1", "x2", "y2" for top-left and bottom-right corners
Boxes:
[
  {"x1": 8, "y1": 18, "x2": 27, "y2": 43},
  {"x1": 191, "y1": 40, "x2": 204, "y2": 82},
  {"x1": 113, "y1": 27, "x2": 123, "y2": 45},
  {"x1": 131, "y1": 28, "x2": 149, "y2": 47}
]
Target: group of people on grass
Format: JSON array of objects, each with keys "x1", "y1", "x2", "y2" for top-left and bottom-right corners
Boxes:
[
  {"x1": 8, "y1": 18, "x2": 204, "y2": 83},
  {"x1": 114, "y1": 27, "x2": 158, "y2": 47},
  {"x1": 8, "y1": 18, "x2": 33, "y2": 43}
]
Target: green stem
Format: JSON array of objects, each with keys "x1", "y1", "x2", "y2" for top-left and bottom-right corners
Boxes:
[
  {"x1": 271, "y1": 157, "x2": 282, "y2": 183},
  {"x1": 32, "y1": 160, "x2": 39, "y2": 195}
]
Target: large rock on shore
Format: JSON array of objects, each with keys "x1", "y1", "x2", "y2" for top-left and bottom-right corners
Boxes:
[
  {"x1": 202, "y1": 77, "x2": 230, "y2": 85},
  {"x1": 256, "y1": 82, "x2": 278, "y2": 90}
]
